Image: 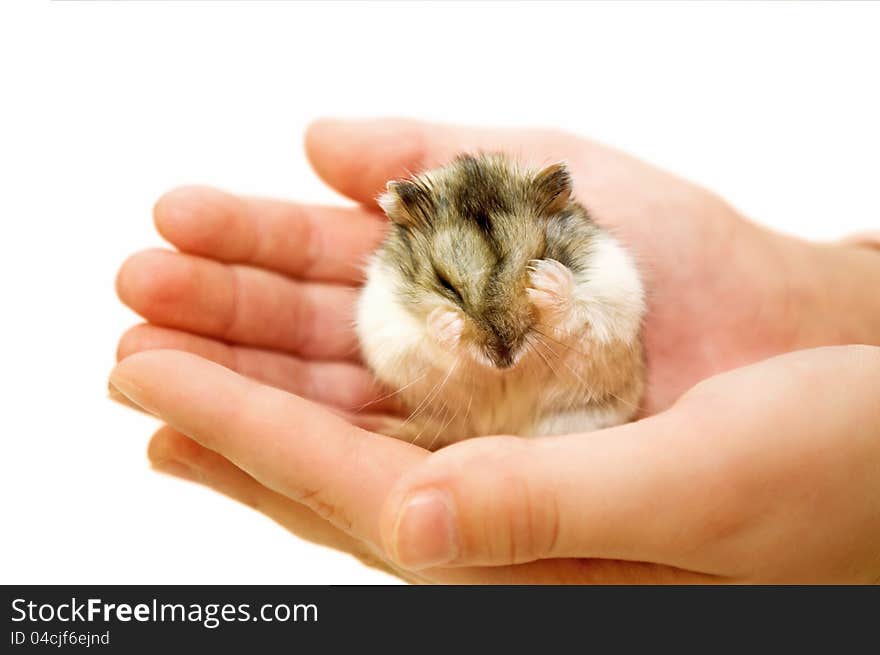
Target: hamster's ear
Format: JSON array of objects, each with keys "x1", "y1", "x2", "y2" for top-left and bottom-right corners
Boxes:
[
  {"x1": 377, "y1": 179, "x2": 434, "y2": 227},
  {"x1": 532, "y1": 162, "x2": 572, "y2": 215}
]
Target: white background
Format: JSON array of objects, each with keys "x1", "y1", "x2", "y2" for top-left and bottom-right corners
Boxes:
[{"x1": 1, "y1": 1, "x2": 877, "y2": 584}]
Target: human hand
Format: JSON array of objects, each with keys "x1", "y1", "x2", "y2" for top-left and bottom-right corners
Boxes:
[
  {"x1": 113, "y1": 118, "x2": 880, "y2": 581},
  {"x1": 110, "y1": 344, "x2": 880, "y2": 583},
  {"x1": 117, "y1": 118, "x2": 880, "y2": 418}
]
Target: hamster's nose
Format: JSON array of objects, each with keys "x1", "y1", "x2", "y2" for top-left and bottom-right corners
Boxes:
[
  {"x1": 482, "y1": 313, "x2": 526, "y2": 369},
  {"x1": 487, "y1": 331, "x2": 525, "y2": 369},
  {"x1": 490, "y1": 343, "x2": 514, "y2": 369}
]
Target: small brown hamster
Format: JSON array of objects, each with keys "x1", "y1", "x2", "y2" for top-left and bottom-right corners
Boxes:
[{"x1": 356, "y1": 153, "x2": 645, "y2": 449}]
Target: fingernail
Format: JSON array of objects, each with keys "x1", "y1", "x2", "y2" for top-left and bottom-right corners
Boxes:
[
  {"x1": 393, "y1": 490, "x2": 459, "y2": 570},
  {"x1": 152, "y1": 458, "x2": 198, "y2": 483},
  {"x1": 108, "y1": 373, "x2": 155, "y2": 415},
  {"x1": 107, "y1": 382, "x2": 153, "y2": 416}
]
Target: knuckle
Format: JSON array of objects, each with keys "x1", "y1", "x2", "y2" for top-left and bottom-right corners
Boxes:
[
  {"x1": 282, "y1": 358, "x2": 313, "y2": 398},
  {"x1": 498, "y1": 473, "x2": 555, "y2": 563},
  {"x1": 219, "y1": 266, "x2": 244, "y2": 341},
  {"x1": 299, "y1": 487, "x2": 354, "y2": 532},
  {"x1": 288, "y1": 284, "x2": 319, "y2": 356},
  {"x1": 298, "y1": 207, "x2": 323, "y2": 276}
]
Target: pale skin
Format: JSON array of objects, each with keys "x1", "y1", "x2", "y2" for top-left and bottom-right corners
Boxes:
[{"x1": 111, "y1": 118, "x2": 880, "y2": 583}]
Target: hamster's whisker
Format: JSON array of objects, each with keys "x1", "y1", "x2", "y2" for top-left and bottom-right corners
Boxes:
[
  {"x1": 421, "y1": 403, "x2": 447, "y2": 447},
  {"x1": 532, "y1": 334, "x2": 595, "y2": 404},
  {"x1": 532, "y1": 326, "x2": 592, "y2": 359},
  {"x1": 526, "y1": 335, "x2": 562, "y2": 381},
  {"x1": 462, "y1": 373, "x2": 475, "y2": 432},
  {"x1": 426, "y1": 399, "x2": 460, "y2": 451},
  {"x1": 394, "y1": 376, "x2": 444, "y2": 436},
  {"x1": 411, "y1": 400, "x2": 445, "y2": 447},
  {"x1": 396, "y1": 384, "x2": 442, "y2": 437},
  {"x1": 537, "y1": 340, "x2": 570, "y2": 386},
  {"x1": 396, "y1": 358, "x2": 459, "y2": 437},
  {"x1": 349, "y1": 371, "x2": 430, "y2": 413},
  {"x1": 534, "y1": 333, "x2": 585, "y2": 384},
  {"x1": 412, "y1": 358, "x2": 459, "y2": 447},
  {"x1": 593, "y1": 387, "x2": 643, "y2": 412},
  {"x1": 534, "y1": 331, "x2": 642, "y2": 412}
]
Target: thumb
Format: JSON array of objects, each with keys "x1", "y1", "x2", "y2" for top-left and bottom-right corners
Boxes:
[
  {"x1": 303, "y1": 117, "x2": 576, "y2": 208},
  {"x1": 377, "y1": 414, "x2": 702, "y2": 571}
]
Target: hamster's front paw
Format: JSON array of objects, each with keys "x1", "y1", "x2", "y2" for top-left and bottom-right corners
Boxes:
[
  {"x1": 427, "y1": 307, "x2": 464, "y2": 349},
  {"x1": 527, "y1": 259, "x2": 575, "y2": 331}
]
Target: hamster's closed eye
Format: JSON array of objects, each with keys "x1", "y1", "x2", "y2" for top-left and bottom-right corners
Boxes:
[
  {"x1": 433, "y1": 267, "x2": 463, "y2": 304},
  {"x1": 356, "y1": 153, "x2": 645, "y2": 449}
]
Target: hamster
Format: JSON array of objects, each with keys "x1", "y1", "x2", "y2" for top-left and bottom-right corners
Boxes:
[{"x1": 356, "y1": 153, "x2": 645, "y2": 450}]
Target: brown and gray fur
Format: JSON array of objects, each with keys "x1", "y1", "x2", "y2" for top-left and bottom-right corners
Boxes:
[{"x1": 356, "y1": 153, "x2": 645, "y2": 449}]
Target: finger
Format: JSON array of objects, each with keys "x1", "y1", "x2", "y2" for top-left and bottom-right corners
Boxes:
[
  {"x1": 148, "y1": 425, "x2": 361, "y2": 554},
  {"x1": 149, "y1": 426, "x2": 420, "y2": 582},
  {"x1": 111, "y1": 350, "x2": 428, "y2": 548},
  {"x1": 116, "y1": 249, "x2": 359, "y2": 360},
  {"x1": 305, "y1": 117, "x2": 584, "y2": 207},
  {"x1": 150, "y1": 427, "x2": 712, "y2": 584},
  {"x1": 377, "y1": 424, "x2": 721, "y2": 572},
  {"x1": 153, "y1": 186, "x2": 387, "y2": 284},
  {"x1": 117, "y1": 324, "x2": 399, "y2": 413},
  {"x1": 149, "y1": 428, "x2": 716, "y2": 585}
]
